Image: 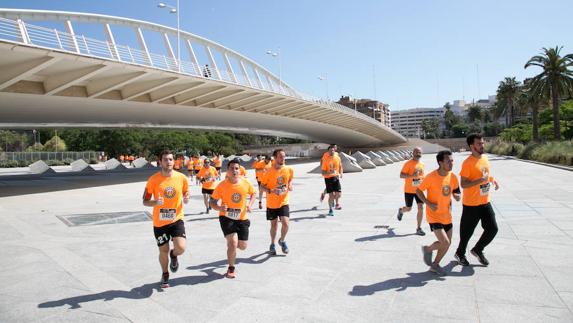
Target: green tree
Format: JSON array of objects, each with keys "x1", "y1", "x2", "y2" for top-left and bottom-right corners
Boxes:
[
  {"x1": 496, "y1": 77, "x2": 521, "y2": 127},
  {"x1": 443, "y1": 102, "x2": 460, "y2": 137},
  {"x1": 421, "y1": 118, "x2": 440, "y2": 139},
  {"x1": 451, "y1": 123, "x2": 469, "y2": 138},
  {"x1": 525, "y1": 46, "x2": 573, "y2": 140},
  {"x1": 467, "y1": 105, "x2": 483, "y2": 123},
  {"x1": 0, "y1": 130, "x2": 29, "y2": 152},
  {"x1": 43, "y1": 135, "x2": 67, "y2": 151}
]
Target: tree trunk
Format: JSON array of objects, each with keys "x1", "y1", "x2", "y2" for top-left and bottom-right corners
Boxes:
[
  {"x1": 532, "y1": 104, "x2": 539, "y2": 142},
  {"x1": 552, "y1": 86, "x2": 561, "y2": 140}
]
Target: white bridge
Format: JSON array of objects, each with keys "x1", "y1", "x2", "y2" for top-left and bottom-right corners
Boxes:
[{"x1": 0, "y1": 9, "x2": 406, "y2": 147}]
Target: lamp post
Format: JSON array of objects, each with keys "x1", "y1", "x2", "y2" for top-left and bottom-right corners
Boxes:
[
  {"x1": 158, "y1": 1, "x2": 180, "y2": 72},
  {"x1": 317, "y1": 73, "x2": 329, "y2": 100},
  {"x1": 266, "y1": 48, "x2": 281, "y2": 94}
]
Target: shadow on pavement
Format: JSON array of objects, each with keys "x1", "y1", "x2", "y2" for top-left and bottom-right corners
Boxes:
[
  {"x1": 348, "y1": 261, "x2": 475, "y2": 296},
  {"x1": 37, "y1": 273, "x2": 224, "y2": 309},
  {"x1": 186, "y1": 251, "x2": 276, "y2": 272},
  {"x1": 355, "y1": 227, "x2": 417, "y2": 242},
  {"x1": 291, "y1": 214, "x2": 327, "y2": 222}
]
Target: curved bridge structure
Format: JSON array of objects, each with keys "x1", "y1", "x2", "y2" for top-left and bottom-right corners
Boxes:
[{"x1": 0, "y1": 9, "x2": 406, "y2": 147}]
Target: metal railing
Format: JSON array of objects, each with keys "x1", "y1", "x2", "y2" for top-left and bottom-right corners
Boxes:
[
  {"x1": 0, "y1": 15, "x2": 391, "y2": 130},
  {"x1": 0, "y1": 151, "x2": 101, "y2": 162}
]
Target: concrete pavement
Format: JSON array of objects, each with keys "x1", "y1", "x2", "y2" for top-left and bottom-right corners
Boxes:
[{"x1": 1, "y1": 152, "x2": 572, "y2": 322}]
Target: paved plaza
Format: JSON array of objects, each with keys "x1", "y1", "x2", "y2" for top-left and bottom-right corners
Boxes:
[{"x1": 1, "y1": 152, "x2": 572, "y2": 322}]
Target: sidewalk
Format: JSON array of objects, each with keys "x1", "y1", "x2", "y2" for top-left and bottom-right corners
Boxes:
[{"x1": 0, "y1": 152, "x2": 572, "y2": 322}]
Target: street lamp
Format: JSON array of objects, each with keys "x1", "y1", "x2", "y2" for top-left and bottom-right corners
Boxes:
[
  {"x1": 266, "y1": 48, "x2": 281, "y2": 94},
  {"x1": 317, "y1": 74, "x2": 329, "y2": 100},
  {"x1": 158, "y1": 1, "x2": 180, "y2": 72}
]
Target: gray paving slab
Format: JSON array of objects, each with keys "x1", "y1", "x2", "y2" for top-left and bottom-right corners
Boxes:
[{"x1": 1, "y1": 152, "x2": 572, "y2": 322}]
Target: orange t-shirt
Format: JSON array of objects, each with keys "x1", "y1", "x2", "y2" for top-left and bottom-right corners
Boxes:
[
  {"x1": 214, "y1": 156, "x2": 222, "y2": 168},
  {"x1": 261, "y1": 165, "x2": 294, "y2": 209},
  {"x1": 401, "y1": 159, "x2": 425, "y2": 194},
  {"x1": 322, "y1": 154, "x2": 341, "y2": 178},
  {"x1": 417, "y1": 170, "x2": 459, "y2": 225},
  {"x1": 143, "y1": 171, "x2": 189, "y2": 227},
  {"x1": 239, "y1": 165, "x2": 247, "y2": 177},
  {"x1": 197, "y1": 166, "x2": 219, "y2": 189},
  {"x1": 460, "y1": 154, "x2": 494, "y2": 206},
  {"x1": 193, "y1": 158, "x2": 202, "y2": 171},
  {"x1": 187, "y1": 159, "x2": 194, "y2": 170},
  {"x1": 173, "y1": 159, "x2": 181, "y2": 170},
  {"x1": 253, "y1": 160, "x2": 267, "y2": 180},
  {"x1": 211, "y1": 178, "x2": 255, "y2": 220}
]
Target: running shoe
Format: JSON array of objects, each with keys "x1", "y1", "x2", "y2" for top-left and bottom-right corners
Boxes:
[
  {"x1": 226, "y1": 266, "x2": 236, "y2": 279},
  {"x1": 319, "y1": 192, "x2": 325, "y2": 203},
  {"x1": 471, "y1": 249, "x2": 489, "y2": 266},
  {"x1": 397, "y1": 208, "x2": 403, "y2": 221},
  {"x1": 422, "y1": 246, "x2": 432, "y2": 266},
  {"x1": 206, "y1": 207, "x2": 210, "y2": 214},
  {"x1": 169, "y1": 250, "x2": 179, "y2": 273},
  {"x1": 455, "y1": 253, "x2": 470, "y2": 266},
  {"x1": 160, "y1": 272, "x2": 170, "y2": 288},
  {"x1": 269, "y1": 243, "x2": 277, "y2": 256},
  {"x1": 335, "y1": 204, "x2": 342, "y2": 210},
  {"x1": 430, "y1": 264, "x2": 447, "y2": 276},
  {"x1": 259, "y1": 201, "x2": 262, "y2": 209},
  {"x1": 279, "y1": 240, "x2": 289, "y2": 254},
  {"x1": 328, "y1": 209, "x2": 334, "y2": 217},
  {"x1": 416, "y1": 227, "x2": 426, "y2": 236}
]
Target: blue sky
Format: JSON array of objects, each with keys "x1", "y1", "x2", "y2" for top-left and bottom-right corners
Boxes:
[{"x1": 2, "y1": 0, "x2": 572, "y2": 110}]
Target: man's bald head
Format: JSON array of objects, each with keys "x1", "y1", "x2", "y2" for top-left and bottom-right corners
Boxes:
[{"x1": 413, "y1": 147, "x2": 422, "y2": 160}]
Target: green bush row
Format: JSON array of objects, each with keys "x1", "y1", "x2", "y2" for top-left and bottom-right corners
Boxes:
[{"x1": 486, "y1": 140, "x2": 573, "y2": 166}]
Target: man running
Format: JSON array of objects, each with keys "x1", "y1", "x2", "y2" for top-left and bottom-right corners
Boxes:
[
  {"x1": 454, "y1": 134, "x2": 500, "y2": 266},
  {"x1": 210, "y1": 159, "x2": 256, "y2": 278},
  {"x1": 187, "y1": 156, "x2": 194, "y2": 180},
  {"x1": 416, "y1": 150, "x2": 460, "y2": 276},
  {"x1": 260, "y1": 149, "x2": 294, "y2": 256},
  {"x1": 397, "y1": 147, "x2": 426, "y2": 236},
  {"x1": 214, "y1": 154, "x2": 223, "y2": 180},
  {"x1": 193, "y1": 155, "x2": 203, "y2": 185},
  {"x1": 252, "y1": 155, "x2": 267, "y2": 209},
  {"x1": 142, "y1": 150, "x2": 190, "y2": 288},
  {"x1": 322, "y1": 144, "x2": 343, "y2": 216},
  {"x1": 197, "y1": 159, "x2": 219, "y2": 214}
]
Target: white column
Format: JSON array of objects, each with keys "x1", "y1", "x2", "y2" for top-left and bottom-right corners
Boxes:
[
  {"x1": 253, "y1": 68, "x2": 264, "y2": 89},
  {"x1": 162, "y1": 32, "x2": 176, "y2": 70},
  {"x1": 16, "y1": 19, "x2": 30, "y2": 44},
  {"x1": 223, "y1": 53, "x2": 237, "y2": 83},
  {"x1": 104, "y1": 23, "x2": 120, "y2": 60},
  {"x1": 135, "y1": 27, "x2": 152, "y2": 66},
  {"x1": 239, "y1": 60, "x2": 252, "y2": 87},
  {"x1": 64, "y1": 20, "x2": 80, "y2": 53},
  {"x1": 185, "y1": 39, "x2": 201, "y2": 75},
  {"x1": 204, "y1": 46, "x2": 221, "y2": 80}
]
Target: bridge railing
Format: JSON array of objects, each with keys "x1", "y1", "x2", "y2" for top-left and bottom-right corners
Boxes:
[{"x1": 0, "y1": 16, "x2": 388, "y2": 129}]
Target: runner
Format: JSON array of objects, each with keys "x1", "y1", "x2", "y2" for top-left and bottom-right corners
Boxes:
[
  {"x1": 173, "y1": 155, "x2": 181, "y2": 172},
  {"x1": 416, "y1": 150, "x2": 460, "y2": 276},
  {"x1": 252, "y1": 155, "x2": 267, "y2": 209},
  {"x1": 142, "y1": 150, "x2": 190, "y2": 288},
  {"x1": 239, "y1": 164, "x2": 247, "y2": 177},
  {"x1": 454, "y1": 134, "x2": 500, "y2": 266},
  {"x1": 187, "y1": 156, "x2": 194, "y2": 180},
  {"x1": 196, "y1": 159, "x2": 219, "y2": 214},
  {"x1": 397, "y1": 147, "x2": 426, "y2": 236},
  {"x1": 214, "y1": 154, "x2": 223, "y2": 180},
  {"x1": 260, "y1": 149, "x2": 294, "y2": 255},
  {"x1": 322, "y1": 144, "x2": 343, "y2": 216},
  {"x1": 319, "y1": 147, "x2": 339, "y2": 203},
  {"x1": 210, "y1": 159, "x2": 256, "y2": 279},
  {"x1": 193, "y1": 155, "x2": 203, "y2": 185}
]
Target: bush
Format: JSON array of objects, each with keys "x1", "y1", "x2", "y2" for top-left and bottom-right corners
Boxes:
[
  {"x1": 45, "y1": 160, "x2": 66, "y2": 166},
  {"x1": 530, "y1": 141, "x2": 573, "y2": 166},
  {"x1": 88, "y1": 158, "x2": 98, "y2": 164},
  {"x1": 487, "y1": 141, "x2": 524, "y2": 156},
  {"x1": 0, "y1": 160, "x2": 20, "y2": 168}
]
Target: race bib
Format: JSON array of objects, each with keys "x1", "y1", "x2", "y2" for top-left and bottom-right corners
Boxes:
[
  {"x1": 412, "y1": 178, "x2": 421, "y2": 187},
  {"x1": 277, "y1": 185, "x2": 287, "y2": 195},
  {"x1": 480, "y1": 183, "x2": 490, "y2": 196},
  {"x1": 225, "y1": 208, "x2": 242, "y2": 220},
  {"x1": 159, "y1": 208, "x2": 176, "y2": 221}
]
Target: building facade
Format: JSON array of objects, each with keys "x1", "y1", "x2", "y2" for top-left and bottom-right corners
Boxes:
[
  {"x1": 336, "y1": 96, "x2": 391, "y2": 127},
  {"x1": 391, "y1": 107, "x2": 445, "y2": 138}
]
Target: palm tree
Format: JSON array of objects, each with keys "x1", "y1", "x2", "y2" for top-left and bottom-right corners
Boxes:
[
  {"x1": 525, "y1": 46, "x2": 573, "y2": 140},
  {"x1": 496, "y1": 77, "x2": 521, "y2": 127}
]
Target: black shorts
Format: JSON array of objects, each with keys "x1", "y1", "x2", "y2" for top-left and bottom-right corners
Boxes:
[
  {"x1": 404, "y1": 193, "x2": 423, "y2": 207},
  {"x1": 215, "y1": 167, "x2": 221, "y2": 172},
  {"x1": 429, "y1": 222, "x2": 453, "y2": 232},
  {"x1": 266, "y1": 205, "x2": 290, "y2": 221},
  {"x1": 257, "y1": 180, "x2": 261, "y2": 187},
  {"x1": 219, "y1": 216, "x2": 250, "y2": 241},
  {"x1": 153, "y1": 219, "x2": 186, "y2": 246},
  {"x1": 202, "y1": 188, "x2": 214, "y2": 195},
  {"x1": 324, "y1": 177, "x2": 341, "y2": 193}
]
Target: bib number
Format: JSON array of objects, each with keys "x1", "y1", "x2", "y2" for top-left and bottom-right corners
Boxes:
[
  {"x1": 412, "y1": 178, "x2": 421, "y2": 187},
  {"x1": 159, "y1": 208, "x2": 176, "y2": 221},
  {"x1": 225, "y1": 208, "x2": 241, "y2": 220},
  {"x1": 480, "y1": 183, "x2": 490, "y2": 196}
]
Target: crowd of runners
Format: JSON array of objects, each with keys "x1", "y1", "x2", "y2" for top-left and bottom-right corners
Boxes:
[{"x1": 142, "y1": 134, "x2": 499, "y2": 287}]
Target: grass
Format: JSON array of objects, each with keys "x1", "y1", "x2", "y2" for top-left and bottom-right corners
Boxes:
[{"x1": 486, "y1": 140, "x2": 573, "y2": 166}]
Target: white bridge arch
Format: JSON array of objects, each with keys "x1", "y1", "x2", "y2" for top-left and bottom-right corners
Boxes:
[{"x1": 0, "y1": 9, "x2": 406, "y2": 147}]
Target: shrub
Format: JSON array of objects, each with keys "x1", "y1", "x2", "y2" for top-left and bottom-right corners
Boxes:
[{"x1": 530, "y1": 141, "x2": 573, "y2": 166}]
